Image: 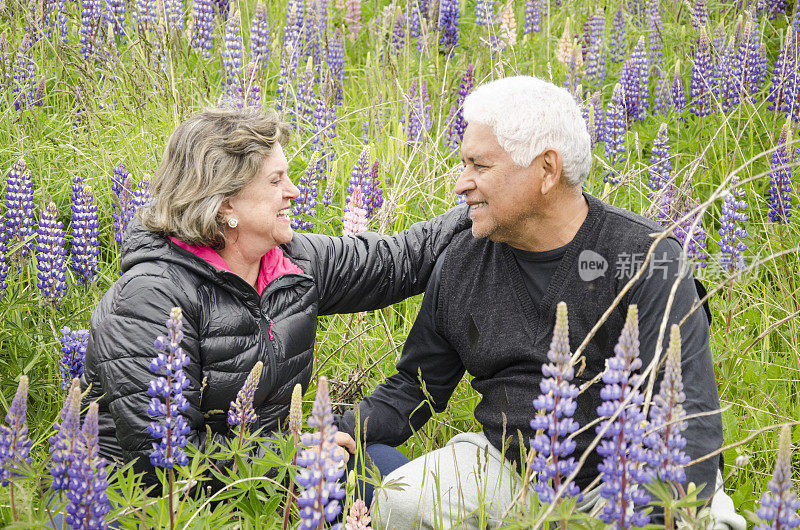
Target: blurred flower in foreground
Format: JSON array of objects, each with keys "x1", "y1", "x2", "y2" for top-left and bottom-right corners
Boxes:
[
  {"x1": 0, "y1": 376, "x2": 32, "y2": 487},
  {"x1": 755, "y1": 425, "x2": 800, "y2": 530}
]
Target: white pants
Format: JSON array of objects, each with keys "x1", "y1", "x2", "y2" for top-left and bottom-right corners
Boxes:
[{"x1": 372, "y1": 432, "x2": 746, "y2": 530}]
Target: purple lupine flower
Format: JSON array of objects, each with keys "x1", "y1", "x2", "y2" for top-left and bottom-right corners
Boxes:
[
  {"x1": 673, "y1": 197, "x2": 709, "y2": 268},
  {"x1": 191, "y1": 0, "x2": 214, "y2": 57},
  {"x1": 65, "y1": 402, "x2": 111, "y2": 530},
  {"x1": 222, "y1": 11, "x2": 244, "y2": 105},
  {"x1": 604, "y1": 83, "x2": 627, "y2": 184},
  {"x1": 70, "y1": 183, "x2": 99, "y2": 286},
  {"x1": 672, "y1": 61, "x2": 687, "y2": 111},
  {"x1": 250, "y1": 2, "x2": 270, "y2": 68},
  {"x1": 647, "y1": 0, "x2": 662, "y2": 67},
  {"x1": 689, "y1": 27, "x2": 713, "y2": 117},
  {"x1": 475, "y1": 0, "x2": 494, "y2": 27},
  {"x1": 135, "y1": 0, "x2": 158, "y2": 31},
  {"x1": 347, "y1": 149, "x2": 370, "y2": 198},
  {"x1": 365, "y1": 161, "x2": 383, "y2": 219},
  {"x1": 390, "y1": 12, "x2": 406, "y2": 54},
  {"x1": 653, "y1": 67, "x2": 672, "y2": 115},
  {"x1": 691, "y1": 0, "x2": 708, "y2": 29},
  {"x1": 717, "y1": 36, "x2": 740, "y2": 114},
  {"x1": 111, "y1": 164, "x2": 135, "y2": 245},
  {"x1": 755, "y1": 425, "x2": 800, "y2": 530},
  {"x1": 59, "y1": 329, "x2": 90, "y2": 391},
  {"x1": 291, "y1": 144, "x2": 319, "y2": 230},
  {"x1": 645, "y1": 325, "x2": 690, "y2": 484},
  {"x1": 244, "y1": 63, "x2": 262, "y2": 109},
  {"x1": 648, "y1": 123, "x2": 671, "y2": 196},
  {"x1": 529, "y1": 302, "x2": 582, "y2": 504},
  {"x1": 214, "y1": 0, "x2": 230, "y2": 19},
  {"x1": 44, "y1": 0, "x2": 68, "y2": 42},
  {"x1": 409, "y1": 1, "x2": 422, "y2": 51},
  {"x1": 343, "y1": 186, "x2": 368, "y2": 235},
  {"x1": 609, "y1": 8, "x2": 626, "y2": 63},
  {"x1": 36, "y1": 202, "x2": 68, "y2": 309},
  {"x1": 0, "y1": 234, "x2": 7, "y2": 298},
  {"x1": 295, "y1": 58, "x2": 316, "y2": 126},
  {"x1": 768, "y1": 124, "x2": 795, "y2": 224},
  {"x1": 295, "y1": 376, "x2": 347, "y2": 528},
  {"x1": 326, "y1": 30, "x2": 345, "y2": 103},
  {"x1": 345, "y1": 499, "x2": 372, "y2": 530},
  {"x1": 738, "y1": 17, "x2": 760, "y2": 100},
  {"x1": 444, "y1": 64, "x2": 474, "y2": 152},
  {"x1": 228, "y1": 361, "x2": 263, "y2": 428},
  {"x1": 147, "y1": 307, "x2": 191, "y2": 469},
  {"x1": 12, "y1": 35, "x2": 37, "y2": 111},
  {"x1": 403, "y1": 77, "x2": 432, "y2": 146},
  {"x1": 584, "y1": 8, "x2": 606, "y2": 86},
  {"x1": 620, "y1": 59, "x2": 643, "y2": 122},
  {"x1": 523, "y1": 0, "x2": 541, "y2": 34},
  {"x1": 79, "y1": 0, "x2": 103, "y2": 60},
  {"x1": 590, "y1": 91, "x2": 605, "y2": 144},
  {"x1": 164, "y1": 0, "x2": 184, "y2": 32},
  {"x1": 438, "y1": 0, "x2": 460, "y2": 51},
  {"x1": 631, "y1": 35, "x2": 649, "y2": 119},
  {"x1": 758, "y1": 0, "x2": 786, "y2": 20},
  {"x1": 0, "y1": 376, "x2": 32, "y2": 487},
  {"x1": 104, "y1": 0, "x2": 126, "y2": 41},
  {"x1": 769, "y1": 29, "x2": 797, "y2": 117},
  {"x1": 4, "y1": 159, "x2": 36, "y2": 261},
  {"x1": 563, "y1": 46, "x2": 582, "y2": 96},
  {"x1": 596, "y1": 305, "x2": 652, "y2": 529},
  {"x1": 344, "y1": 0, "x2": 361, "y2": 39},
  {"x1": 718, "y1": 176, "x2": 748, "y2": 272},
  {"x1": 132, "y1": 175, "x2": 151, "y2": 211},
  {"x1": 49, "y1": 379, "x2": 82, "y2": 490}
]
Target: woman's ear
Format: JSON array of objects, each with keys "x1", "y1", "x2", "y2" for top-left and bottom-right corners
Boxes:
[{"x1": 218, "y1": 198, "x2": 234, "y2": 218}]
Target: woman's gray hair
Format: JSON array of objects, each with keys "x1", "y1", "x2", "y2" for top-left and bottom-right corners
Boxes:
[
  {"x1": 462, "y1": 76, "x2": 592, "y2": 186},
  {"x1": 139, "y1": 107, "x2": 291, "y2": 248}
]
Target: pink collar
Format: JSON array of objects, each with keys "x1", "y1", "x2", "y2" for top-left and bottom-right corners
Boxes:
[{"x1": 169, "y1": 237, "x2": 304, "y2": 295}]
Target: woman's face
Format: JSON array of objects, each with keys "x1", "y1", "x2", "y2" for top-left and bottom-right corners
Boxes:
[{"x1": 225, "y1": 143, "x2": 301, "y2": 251}]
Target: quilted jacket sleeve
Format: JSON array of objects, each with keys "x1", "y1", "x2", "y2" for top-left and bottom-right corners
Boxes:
[
  {"x1": 295, "y1": 204, "x2": 470, "y2": 315},
  {"x1": 83, "y1": 270, "x2": 207, "y2": 483}
]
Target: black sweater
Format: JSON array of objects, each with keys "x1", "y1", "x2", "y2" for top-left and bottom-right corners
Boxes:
[{"x1": 340, "y1": 193, "x2": 723, "y2": 498}]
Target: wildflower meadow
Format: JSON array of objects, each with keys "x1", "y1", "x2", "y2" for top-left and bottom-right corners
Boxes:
[{"x1": 1, "y1": 0, "x2": 800, "y2": 528}]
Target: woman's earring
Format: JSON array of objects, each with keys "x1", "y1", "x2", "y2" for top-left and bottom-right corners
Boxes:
[{"x1": 227, "y1": 217, "x2": 239, "y2": 228}]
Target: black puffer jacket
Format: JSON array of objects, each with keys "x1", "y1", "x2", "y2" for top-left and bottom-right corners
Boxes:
[{"x1": 80, "y1": 205, "x2": 468, "y2": 481}]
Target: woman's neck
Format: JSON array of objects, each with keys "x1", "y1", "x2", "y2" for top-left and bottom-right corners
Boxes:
[{"x1": 217, "y1": 242, "x2": 263, "y2": 288}]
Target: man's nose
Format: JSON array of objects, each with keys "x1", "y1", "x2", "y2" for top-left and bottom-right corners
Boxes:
[{"x1": 454, "y1": 168, "x2": 473, "y2": 195}]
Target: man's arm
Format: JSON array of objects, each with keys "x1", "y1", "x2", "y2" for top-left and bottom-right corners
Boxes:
[
  {"x1": 630, "y1": 237, "x2": 723, "y2": 498},
  {"x1": 339, "y1": 254, "x2": 466, "y2": 446}
]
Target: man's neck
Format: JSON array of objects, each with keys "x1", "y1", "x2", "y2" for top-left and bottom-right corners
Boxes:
[{"x1": 511, "y1": 192, "x2": 589, "y2": 252}]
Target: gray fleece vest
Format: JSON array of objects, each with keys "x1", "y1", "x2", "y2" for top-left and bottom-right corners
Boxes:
[{"x1": 436, "y1": 193, "x2": 671, "y2": 486}]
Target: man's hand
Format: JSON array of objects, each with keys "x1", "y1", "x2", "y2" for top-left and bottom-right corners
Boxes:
[{"x1": 334, "y1": 431, "x2": 356, "y2": 464}]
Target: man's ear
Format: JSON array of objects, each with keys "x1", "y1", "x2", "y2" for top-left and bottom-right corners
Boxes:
[{"x1": 540, "y1": 149, "x2": 563, "y2": 195}]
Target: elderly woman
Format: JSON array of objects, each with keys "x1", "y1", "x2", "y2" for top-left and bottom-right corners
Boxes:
[{"x1": 80, "y1": 108, "x2": 467, "y2": 503}]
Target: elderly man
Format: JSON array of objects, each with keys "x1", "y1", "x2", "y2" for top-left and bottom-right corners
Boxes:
[{"x1": 339, "y1": 76, "x2": 743, "y2": 529}]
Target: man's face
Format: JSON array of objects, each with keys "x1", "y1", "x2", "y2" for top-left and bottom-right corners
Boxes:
[{"x1": 455, "y1": 122, "x2": 541, "y2": 247}]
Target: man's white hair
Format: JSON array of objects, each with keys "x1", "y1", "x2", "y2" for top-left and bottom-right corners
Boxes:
[{"x1": 462, "y1": 75, "x2": 592, "y2": 186}]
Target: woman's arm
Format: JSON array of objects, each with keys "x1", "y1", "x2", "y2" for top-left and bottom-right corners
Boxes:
[{"x1": 287, "y1": 204, "x2": 469, "y2": 315}]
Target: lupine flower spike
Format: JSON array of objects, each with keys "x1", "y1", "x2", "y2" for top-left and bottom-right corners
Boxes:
[
  {"x1": 437, "y1": 0, "x2": 460, "y2": 52},
  {"x1": 295, "y1": 376, "x2": 346, "y2": 529},
  {"x1": 529, "y1": 302, "x2": 582, "y2": 503},
  {"x1": 648, "y1": 123, "x2": 671, "y2": 196},
  {"x1": 755, "y1": 425, "x2": 800, "y2": 529},
  {"x1": 65, "y1": 402, "x2": 111, "y2": 530},
  {"x1": 147, "y1": 307, "x2": 191, "y2": 470},
  {"x1": 690, "y1": 27, "x2": 713, "y2": 117},
  {"x1": 228, "y1": 361, "x2": 263, "y2": 431},
  {"x1": 596, "y1": 305, "x2": 652, "y2": 529},
  {"x1": 604, "y1": 83, "x2": 627, "y2": 184},
  {"x1": 523, "y1": 0, "x2": 541, "y2": 34},
  {"x1": 191, "y1": 0, "x2": 214, "y2": 57},
  {"x1": 59, "y1": 328, "x2": 90, "y2": 390},
  {"x1": 718, "y1": 176, "x2": 748, "y2": 272},
  {"x1": 343, "y1": 186, "x2": 369, "y2": 235},
  {"x1": 671, "y1": 61, "x2": 687, "y2": 112},
  {"x1": 222, "y1": 10, "x2": 244, "y2": 106},
  {"x1": 4, "y1": 159, "x2": 36, "y2": 262},
  {"x1": 0, "y1": 376, "x2": 33, "y2": 488},
  {"x1": 345, "y1": 499, "x2": 373, "y2": 530},
  {"x1": 36, "y1": 202, "x2": 68, "y2": 309},
  {"x1": 49, "y1": 379, "x2": 82, "y2": 491},
  {"x1": 71, "y1": 184, "x2": 100, "y2": 286},
  {"x1": 768, "y1": 123, "x2": 795, "y2": 224},
  {"x1": 250, "y1": 2, "x2": 270, "y2": 68},
  {"x1": 645, "y1": 325, "x2": 690, "y2": 485}
]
